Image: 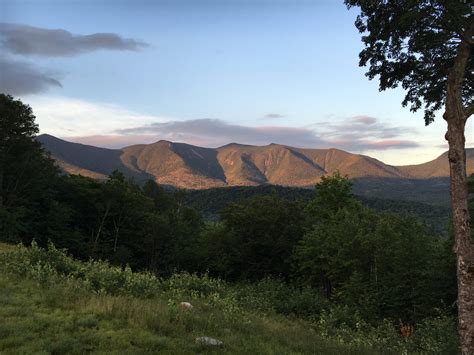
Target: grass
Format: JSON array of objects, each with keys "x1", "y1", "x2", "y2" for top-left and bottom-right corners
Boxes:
[
  {"x1": 0, "y1": 242, "x2": 15, "y2": 252},
  {"x1": 0, "y1": 243, "x2": 376, "y2": 354}
]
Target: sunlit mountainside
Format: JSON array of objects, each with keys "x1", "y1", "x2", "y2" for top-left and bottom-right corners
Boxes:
[{"x1": 38, "y1": 134, "x2": 474, "y2": 192}]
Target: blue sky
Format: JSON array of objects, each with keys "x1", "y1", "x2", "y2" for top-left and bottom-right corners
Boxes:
[{"x1": 1, "y1": 0, "x2": 471, "y2": 164}]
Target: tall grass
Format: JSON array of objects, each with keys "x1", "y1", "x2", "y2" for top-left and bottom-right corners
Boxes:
[{"x1": 0, "y1": 242, "x2": 458, "y2": 354}]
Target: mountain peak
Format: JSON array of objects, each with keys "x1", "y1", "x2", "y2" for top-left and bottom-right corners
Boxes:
[
  {"x1": 37, "y1": 134, "x2": 474, "y2": 189},
  {"x1": 153, "y1": 139, "x2": 172, "y2": 145},
  {"x1": 218, "y1": 142, "x2": 253, "y2": 149}
]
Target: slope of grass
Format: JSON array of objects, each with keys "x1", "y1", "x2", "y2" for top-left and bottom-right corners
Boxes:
[
  {"x1": 0, "y1": 243, "x2": 374, "y2": 354},
  {"x1": 0, "y1": 242, "x2": 15, "y2": 252},
  {"x1": 1, "y1": 274, "x2": 373, "y2": 354},
  {"x1": 0, "y1": 243, "x2": 457, "y2": 354}
]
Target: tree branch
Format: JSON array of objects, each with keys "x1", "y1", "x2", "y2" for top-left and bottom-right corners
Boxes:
[
  {"x1": 465, "y1": 102, "x2": 474, "y2": 119},
  {"x1": 459, "y1": 33, "x2": 474, "y2": 46}
]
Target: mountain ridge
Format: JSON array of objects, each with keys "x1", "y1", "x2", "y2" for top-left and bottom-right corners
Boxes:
[{"x1": 37, "y1": 134, "x2": 474, "y2": 190}]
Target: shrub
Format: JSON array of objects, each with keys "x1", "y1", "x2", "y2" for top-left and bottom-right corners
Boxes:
[
  {"x1": 0, "y1": 242, "x2": 459, "y2": 354},
  {"x1": 0, "y1": 242, "x2": 161, "y2": 297},
  {"x1": 236, "y1": 278, "x2": 328, "y2": 317}
]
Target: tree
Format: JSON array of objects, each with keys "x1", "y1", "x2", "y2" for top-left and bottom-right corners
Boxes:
[
  {"x1": 0, "y1": 94, "x2": 39, "y2": 208},
  {"x1": 306, "y1": 171, "x2": 357, "y2": 220},
  {"x1": 295, "y1": 174, "x2": 456, "y2": 323},
  {"x1": 0, "y1": 94, "x2": 62, "y2": 242},
  {"x1": 203, "y1": 194, "x2": 306, "y2": 281},
  {"x1": 344, "y1": 1, "x2": 473, "y2": 352}
]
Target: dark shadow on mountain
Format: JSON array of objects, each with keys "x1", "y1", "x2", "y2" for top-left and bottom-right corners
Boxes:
[
  {"x1": 171, "y1": 143, "x2": 227, "y2": 182},
  {"x1": 38, "y1": 134, "x2": 153, "y2": 182}
]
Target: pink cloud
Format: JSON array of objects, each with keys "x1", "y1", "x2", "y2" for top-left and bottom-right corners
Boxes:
[
  {"x1": 63, "y1": 135, "x2": 159, "y2": 148},
  {"x1": 352, "y1": 116, "x2": 377, "y2": 125},
  {"x1": 61, "y1": 118, "x2": 419, "y2": 152}
]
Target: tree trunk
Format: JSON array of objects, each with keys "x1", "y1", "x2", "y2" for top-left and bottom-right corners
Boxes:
[
  {"x1": 94, "y1": 203, "x2": 110, "y2": 254},
  {"x1": 444, "y1": 36, "x2": 473, "y2": 354},
  {"x1": 446, "y1": 117, "x2": 474, "y2": 354},
  {"x1": 0, "y1": 148, "x2": 4, "y2": 208},
  {"x1": 0, "y1": 163, "x2": 3, "y2": 208},
  {"x1": 113, "y1": 218, "x2": 121, "y2": 254}
]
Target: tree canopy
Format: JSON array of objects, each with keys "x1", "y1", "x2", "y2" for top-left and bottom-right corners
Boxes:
[
  {"x1": 345, "y1": 0, "x2": 473, "y2": 124},
  {"x1": 345, "y1": 1, "x2": 473, "y2": 352}
]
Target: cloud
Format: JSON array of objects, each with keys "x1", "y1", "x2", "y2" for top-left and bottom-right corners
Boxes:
[
  {"x1": 352, "y1": 115, "x2": 377, "y2": 125},
  {"x1": 262, "y1": 113, "x2": 285, "y2": 119},
  {"x1": 28, "y1": 96, "x2": 165, "y2": 137},
  {"x1": 0, "y1": 57, "x2": 62, "y2": 95},
  {"x1": 0, "y1": 23, "x2": 148, "y2": 57},
  {"x1": 29, "y1": 96, "x2": 419, "y2": 152},
  {"x1": 0, "y1": 23, "x2": 147, "y2": 95},
  {"x1": 64, "y1": 135, "x2": 160, "y2": 149},
  {"x1": 117, "y1": 118, "x2": 326, "y2": 148},
  {"x1": 114, "y1": 116, "x2": 419, "y2": 151},
  {"x1": 317, "y1": 116, "x2": 417, "y2": 141},
  {"x1": 331, "y1": 138, "x2": 419, "y2": 151}
]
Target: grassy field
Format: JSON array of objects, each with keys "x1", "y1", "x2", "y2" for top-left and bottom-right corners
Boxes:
[
  {"x1": 0, "y1": 275, "x2": 371, "y2": 354},
  {"x1": 0, "y1": 243, "x2": 376, "y2": 354},
  {"x1": 0, "y1": 242, "x2": 15, "y2": 252}
]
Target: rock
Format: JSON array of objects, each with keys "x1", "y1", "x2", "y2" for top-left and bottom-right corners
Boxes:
[
  {"x1": 195, "y1": 336, "x2": 224, "y2": 346},
  {"x1": 179, "y1": 302, "x2": 193, "y2": 310}
]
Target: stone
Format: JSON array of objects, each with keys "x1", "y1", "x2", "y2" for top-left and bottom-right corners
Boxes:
[
  {"x1": 179, "y1": 302, "x2": 193, "y2": 310},
  {"x1": 195, "y1": 336, "x2": 224, "y2": 346}
]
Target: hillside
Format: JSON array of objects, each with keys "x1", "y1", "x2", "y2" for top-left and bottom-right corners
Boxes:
[
  {"x1": 0, "y1": 243, "x2": 457, "y2": 354},
  {"x1": 121, "y1": 141, "x2": 227, "y2": 189},
  {"x1": 0, "y1": 243, "x2": 375, "y2": 354},
  {"x1": 183, "y1": 185, "x2": 451, "y2": 235},
  {"x1": 398, "y1": 149, "x2": 474, "y2": 178},
  {"x1": 38, "y1": 134, "x2": 474, "y2": 193},
  {"x1": 39, "y1": 134, "x2": 152, "y2": 182}
]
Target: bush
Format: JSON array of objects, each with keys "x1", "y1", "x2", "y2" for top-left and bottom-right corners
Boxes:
[
  {"x1": 162, "y1": 272, "x2": 227, "y2": 299},
  {"x1": 0, "y1": 242, "x2": 161, "y2": 297},
  {"x1": 314, "y1": 305, "x2": 458, "y2": 354},
  {"x1": 236, "y1": 278, "x2": 328, "y2": 317},
  {"x1": 0, "y1": 242, "x2": 459, "y2": 354}
]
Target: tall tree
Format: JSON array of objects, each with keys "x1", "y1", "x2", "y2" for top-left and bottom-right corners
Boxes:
[
  {"x1": 344, "y1": 1, "x2": 473, "y2": 352},
  {"x1": 0, "y1": 94, "x2": 61, "y2": 242},
  {"x1": 0, "y1": 94, "x2": 39, "y2": 208}
]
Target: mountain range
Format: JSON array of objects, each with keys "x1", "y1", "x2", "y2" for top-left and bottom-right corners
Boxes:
[{"x1": 38, "y1": 134, "x2": 474, "y2": 193}]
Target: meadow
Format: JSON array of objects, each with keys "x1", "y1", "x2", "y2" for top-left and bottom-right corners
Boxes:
[{"x1": 0, "y1": 242, "x2": 458, "y2": 354}]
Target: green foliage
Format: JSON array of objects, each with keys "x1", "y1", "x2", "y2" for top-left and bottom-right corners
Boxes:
[
  {"x1": 0, "y1": 96, "x2": 464, "y2": 353},
  {"x1": 0, "y1": 241, "x2": 161, "y2": 297},
  {"x1": 306, "y1": 171, "x2": 356, "y2": 218},
  {"x1": 0, "y1": 271, "x2": 379, "y2": 355},
  {"x1": 0, "y1": 94, "x2": 63, "y2": 243},
  {"x1": 344, "y1": 0, "x2": 473, "y2": 124},
  {"x1": 236, "y1": 278, "x2": 329, "y2": 317},
  {"x1": 315, "y1": 306, "x2": 458, "y2": 354},
  {"x1": 0, "y1": 242, "x2": 458, "y2": 354},
  {"x1": 163, "y1": 272, "x2": 227, "y2": 300},
  {"x1": 0, "y1": 95, "x2": 204, "y2": 272},
  {"x1": 195, "y1": 194, "x2": 306, "y2": 281},
  {"x1": 184, "y1": 183, "x2": 451, "y2": 236},
  {"x1": 294, "y1": 174, "x2": 456, "y2": 323}
]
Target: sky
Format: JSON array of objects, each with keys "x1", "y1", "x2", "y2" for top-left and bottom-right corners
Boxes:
[{"x1": 0, "y1": 0, "x2": 472, "y2": 165}]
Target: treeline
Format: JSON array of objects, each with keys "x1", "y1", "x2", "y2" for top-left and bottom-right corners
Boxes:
[
  {"x1": 192, "y1": 175, "x2": 458, "y2": 323},
  {"x1": 0, "y1": 94, "x2": 469, "y2": 328},
  {"x1": 184, "y1": 185, "x2": 451, "y2": 236}
]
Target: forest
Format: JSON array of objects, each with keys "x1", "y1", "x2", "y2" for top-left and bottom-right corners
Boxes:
[{"x1": 1, "y1": 94, "x2": 473, "y2": 352}]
